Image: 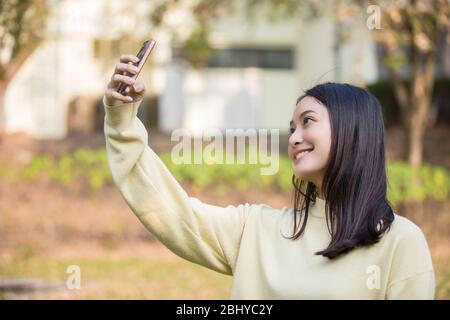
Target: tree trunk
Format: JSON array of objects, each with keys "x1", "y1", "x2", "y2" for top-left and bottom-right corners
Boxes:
[
  {"x1": 385, "y1": 44, "x2": 435, "y2": 167},
  {"x1": 406, "y1": 101, "x2": 426, "y2": 167},
  {"x1": 407, "y1": 49, "x2": 435, "y2": 167}
]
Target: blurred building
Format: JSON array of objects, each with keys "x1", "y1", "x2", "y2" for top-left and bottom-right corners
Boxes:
[{"x1": 3, "y1": 0, "x2": 381, "y2": 139}]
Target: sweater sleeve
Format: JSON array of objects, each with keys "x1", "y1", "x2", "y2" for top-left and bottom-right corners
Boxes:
[
  {"x1": 386, "y1": 270, "x2": 435, "y2": 300},
  {"x1": 103, "y1": 97, "x2": 253, "y2": 275},
  {"x1": 386, "y1": 221, "x2": 436, "y2": 300}
]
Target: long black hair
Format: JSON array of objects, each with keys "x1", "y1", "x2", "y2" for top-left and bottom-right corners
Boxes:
[{"x1": 288, "y1": 82, "x2": 395, "y2": 259}]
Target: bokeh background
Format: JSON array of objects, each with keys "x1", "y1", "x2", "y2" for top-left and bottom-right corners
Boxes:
[{"x1": 0, "y1": 0, "x2": 449, "y2": 299}]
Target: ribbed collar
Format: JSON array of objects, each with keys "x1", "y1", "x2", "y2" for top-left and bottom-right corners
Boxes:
[{"x1": 309, "y1": 197, "x2": 326, "y2": 219}]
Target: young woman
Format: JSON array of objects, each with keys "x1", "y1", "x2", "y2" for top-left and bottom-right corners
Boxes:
[{"x1": 103, "y1": 54, "x2": 435, "y2": 299}]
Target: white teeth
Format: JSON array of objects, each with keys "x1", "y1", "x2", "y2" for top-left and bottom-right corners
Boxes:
[{"x1": 295, "y1": 150, "x2": 311, "y2": 160}]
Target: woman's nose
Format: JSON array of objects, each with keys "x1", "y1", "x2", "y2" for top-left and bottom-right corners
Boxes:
[{"x1": 289, "y1": 129, "x2": 303, "y2": 148}]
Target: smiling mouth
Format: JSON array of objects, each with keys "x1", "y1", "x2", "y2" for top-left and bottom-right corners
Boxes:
[{"x1": 294, "y1": 149, "x2": 313, "y2": 162}]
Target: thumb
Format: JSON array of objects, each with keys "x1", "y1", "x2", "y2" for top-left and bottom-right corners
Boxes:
[
  {"x1": 131, "y1": 82, "x2": 145, "y2": 94},
  {"x1": 128, "y1": 82, "x2": 146, "y2": 101}
]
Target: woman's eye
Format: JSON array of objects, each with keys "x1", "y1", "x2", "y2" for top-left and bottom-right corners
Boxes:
[
  {"x1": 303, "y1": 117, "x2": 312, "y2": 125},
  {"x1": 289, "y1": 127, "x2": 295, "y2": 134}
]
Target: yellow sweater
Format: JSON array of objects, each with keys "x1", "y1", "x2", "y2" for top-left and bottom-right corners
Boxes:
[{"x1": 103, "y1": 98, "x2": 435, "y2": 300}]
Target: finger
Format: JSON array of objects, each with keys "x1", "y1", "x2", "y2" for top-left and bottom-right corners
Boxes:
[
  {"x1": 110, "y1": 74, "x2": 136, "y2": 87},
  {"x1": 114, "y1": 63, "x2": 139, "y2": 76},
  {"x1": 120, "y1": 54, "x2": 140, "y2": 64},
  {"x1": 106, "y1": 89, "x2": 133, "y2": 103}
]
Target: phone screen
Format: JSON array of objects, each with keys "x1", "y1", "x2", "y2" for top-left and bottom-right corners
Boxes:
[{"x1": 117, "y1": 39, "x2": 156, "y2": 95}]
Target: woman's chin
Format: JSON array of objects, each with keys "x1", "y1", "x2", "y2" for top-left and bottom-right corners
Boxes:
[
  {"x1": 294, "y1": 169, "x2": 316, "y2": 182},
  {"x1": 294, "y1": 172, "x2": 309, "y2": 181}
]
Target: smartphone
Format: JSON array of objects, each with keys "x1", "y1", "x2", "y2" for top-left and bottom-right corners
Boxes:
[{"x1": 117, "y1": 39, "x2": 156, "y2": 95}]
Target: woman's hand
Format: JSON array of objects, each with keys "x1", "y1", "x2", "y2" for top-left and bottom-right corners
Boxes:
[{"x1": 104, "y1": 54, "x2": 146, "y2": 107}]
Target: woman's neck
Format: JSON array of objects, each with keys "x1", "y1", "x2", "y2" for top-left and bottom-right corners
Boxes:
[{"x1": 315, "y1": 185, "x2": 325, "y2": 200}]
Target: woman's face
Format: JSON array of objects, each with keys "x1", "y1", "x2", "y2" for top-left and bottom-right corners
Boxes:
[{"x1": 288, "y1": 95, "x2": 332, "y2": 188}]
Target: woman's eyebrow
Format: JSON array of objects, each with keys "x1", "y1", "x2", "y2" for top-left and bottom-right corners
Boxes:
[{"x1": 289, "y1": 110, "x2": 318, "y2": 126}]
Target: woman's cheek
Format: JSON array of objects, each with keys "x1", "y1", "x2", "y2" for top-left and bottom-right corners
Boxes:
[
  {"x1": 302, "y1": 130, "x2": 319, "y2": 150},
  {"x1": 305, "y1": 134, "x2": 327, "y2": 169}
]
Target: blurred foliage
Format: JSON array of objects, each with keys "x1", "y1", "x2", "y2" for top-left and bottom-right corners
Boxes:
[
  {"x1": 1, "y1": 148, "x2": 112, "y2": 193},
  {"x1": 0, "y1": 147, "x2": 449, "y2": 205},
  {"x1": 159, "y1": 146, "x2": 280, "y2": 192},
  {"x1": 0, "y1": 0, "x2": 49, "y2": 91},
  {"x1": 150, "y1": 0, "x2": 236, "y2": 67},
  {"x1": 182, "y1": 23, "x2": 213, "y2": 69},
  {"x1": 387, "y1": 162, "x2": 450, "y2": 205},
  {"x1": 162, "y1": 150, "x2": 450, "y2": 205}
]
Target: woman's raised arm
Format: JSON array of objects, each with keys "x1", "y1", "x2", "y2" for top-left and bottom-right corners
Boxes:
[{"x1": 102, "y1": 54, "x2": 256, "y2": 275}]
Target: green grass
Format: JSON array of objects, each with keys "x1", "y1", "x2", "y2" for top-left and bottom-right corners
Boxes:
[{"x1": 0, "y1": 256, "x2": 232, "y2": 299}]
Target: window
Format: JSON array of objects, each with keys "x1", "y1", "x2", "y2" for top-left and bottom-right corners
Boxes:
[{"x1": 206, "y1": 47, "x2": 294, "y2": 69}]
